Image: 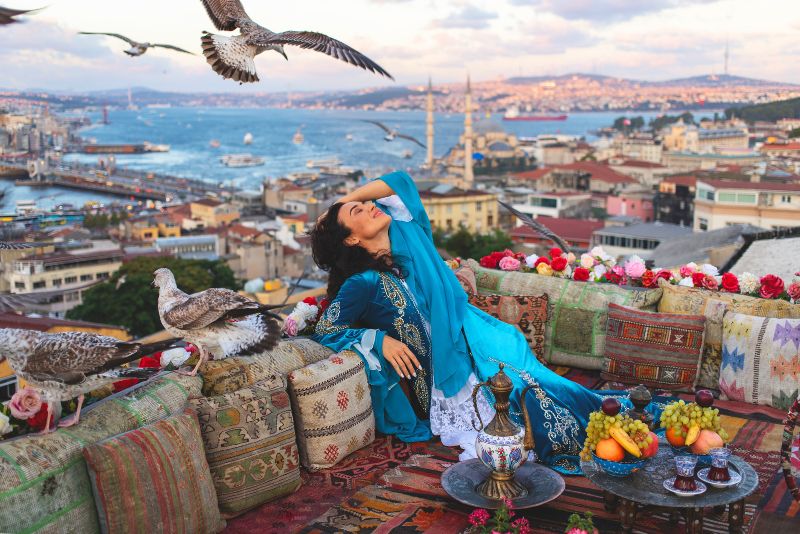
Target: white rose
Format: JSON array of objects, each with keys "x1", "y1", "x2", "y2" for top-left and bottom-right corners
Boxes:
[
  {"x1": 293, "y1": 302, "x2": 319, "y2": 323},
  {"x1": 160, "y1": 347, "x2": 191, "y2": 368},
  {"x1": 288, "y1": 311, "x2": 308, "y2": 332},
  {"x1": 590, "y1": 246, "x2": 605, "y2": 258},
  {"x1": 580, "y1": 254, "x2": 595, "y2": 269},
  {"x1": 686, "y1": 262, "x2": 698, "y2": 272},
  {"x1": 679, "y1": 277, "x2": 694, "y2": 287},
  {"x1": 739, "y1": 272, "x2": 759, "y2": 294},
  {"x1": 525, "y1": 254, "x2": 538, "y2": 268},
  {"x1": 0, "y1": 412, "x2": 12, "y2": 436},
  {"x1": 592, "y1": 265, "x2": 607, "y2": 281},
  {"x1": 701, "y1": 264, "x2": 719, "y2": 277}
]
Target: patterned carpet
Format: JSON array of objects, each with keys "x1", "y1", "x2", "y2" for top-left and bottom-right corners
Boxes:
[{"x1": 225, "y1": 382, "x2": 797, "y2": 533}]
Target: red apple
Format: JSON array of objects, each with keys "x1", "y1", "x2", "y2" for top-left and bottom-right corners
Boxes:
[
  {"x1": 695, "y1": 389, "x2": 714, "y2": 408},
  {"x1": 601, "y1": 397, "x2": 621, "y2": 416},
  {"x1": 641, "y1": 432, "x2": 659, "y2": 458}
]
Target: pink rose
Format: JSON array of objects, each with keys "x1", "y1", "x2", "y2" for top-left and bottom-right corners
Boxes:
[
  {"x1": 611, "y1": 265, "x2": 627, "y2": 285},
  {"x1": 679, "y1": 264, "x2": 696, "y2": 278},
  {"x1": 624, "y1": 260, "x2": 646, "y2": 279},
  {"x1": 283, "y1": 316, "x2": 299, "y2": 337},
  {"x1": 498, "y1": 256, "x2": 521, "y2": 271},
  {"x1": 9, "y1": 387, "x2": 43, "y2": 419},
  {"x1": 788, "y1": 282, "x2": 800, "y2": 302}
]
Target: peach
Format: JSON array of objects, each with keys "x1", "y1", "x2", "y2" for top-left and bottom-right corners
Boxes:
[
  {"x1": 690, "y1": 430, "x2": 724, "y2": 455},
  {"x1": 596, "y1": 438, "x2": 625, "y2": 462},
  {"x1": 641, "y1": 432, "x2": 659, "y2": 459}
]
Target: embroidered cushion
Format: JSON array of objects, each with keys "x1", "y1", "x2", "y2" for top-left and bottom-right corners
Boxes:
[
  {"x1": 190, "y1": 376, "x2": 301, "y2": 517},
  {"x1": 0, "y1": 373, "x2": 201, "y2": 534},
  {"x1": 82, "y1": 409, "x2": 225, "y2": 534},
  {"x1": 201, "y1": 338, "x2": 334, "y2": 396},
  {"x1": 719, "y1": 312, "x2": 800, "y2": 410},
  {"x1": 657, "y1": 281, "x2": 800, "y2": 391},
  {"x1": 466, "y1": 259, "x2": 662, "y2": 370},
  {"x1": 287, "y1": 351, "x2": 375, "y2": 470},
  {"x1": 601, "y1": 303, "x2": 706, "y2": 390},
  {"x1": 468, "y1": 293, "x2": 548, "y2": 361},
  {"x1": 455, "y1": 266, "x2": 478, "y2": 296}
]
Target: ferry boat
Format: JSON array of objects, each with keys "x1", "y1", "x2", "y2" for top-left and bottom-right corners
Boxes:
[
  {"x1": 292, "y1": 129, "x2": 304, "y2": 144},
  {"x1": 503, "y1": 106, "x2": 567, "y2": 122},
  {"x1": 220, "y1": 154, "x2": 265, "y2": 168},
  {"x1": 143, "y1": 142, "x2": 170, "y2": 153},
  {"x1": 243, "y1": 132, "x2": 254, "y2": 145},
  {"x1": 306, "y1": 157, "x2": 341, "y2": 169},
  {"x1": 209, "y1": 140, "x2": 221, "y2": 149}
]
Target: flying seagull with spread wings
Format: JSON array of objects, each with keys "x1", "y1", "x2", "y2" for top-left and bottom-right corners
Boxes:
[
  {"x1": 154, "y1": 268, "x2": 282, "y2": 376},
  {"x1": 361, "y1": 120, "x2": 426, "y2": 148},
  {"x1": 0, "y1": 5, "x2": 41, "y2": 25},
  {"x1": 198, "y1": 0, "x2": 393, "y2": 84},
  {"x1": 0, "y1": 330, "x2": 179, "y2": 432},
  {"x1": 79, "y1": 32, "x2": 195, "y2": 57},
  {"x1": 498, "y1": 200, "x2": 571, "y2": 253}
]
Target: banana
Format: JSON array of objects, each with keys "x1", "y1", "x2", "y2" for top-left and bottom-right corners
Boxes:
[
  {"x1": 685, "y1": 425, "x2": 701, "y2": 446},
  {"x1": 609, "y1": 426, "x2": 642, "y2": 458}
]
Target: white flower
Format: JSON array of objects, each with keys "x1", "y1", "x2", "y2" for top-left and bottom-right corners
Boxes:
[
  {"x1": 293, "y1": 302, "x2": 319, "y2": 323},
  {"x1": 679, "y1": 277, "x2": 694, "y2": 287},
  {"x1": 686, "y1": 262, "x2": 698, "y2": 272},
  {"x1": 590, "y1": 246, "x2": 605, "y2": 258},
  {"x1": 580, "y1": 254, "x2": 595, "y2": 269},
  {"x1": 525, "y1": 254, "x2": 538, "y2": 268},
  {"x1": 0, "y1": 412, "x2": 12, "y2": 436},
  {"x1": 592, "y1": 265, "x2": 607, "y2": 281},
  {"x1": 739, "y1": 272, "x2": 759, "y2": 294},
  {"x1": 160, "y1": 347, "x2": 191, "y2": 368},
  {"x1": 288, "y1": 312, "x2": 308, "y2": 332},
  {"x1": 700, "y1": 264, "x2": 719, "y2": 277}
]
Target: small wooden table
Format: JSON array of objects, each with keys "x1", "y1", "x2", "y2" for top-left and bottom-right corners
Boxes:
[{"x1": 580, "y1": 439, "x2": 758, "y2": 533}]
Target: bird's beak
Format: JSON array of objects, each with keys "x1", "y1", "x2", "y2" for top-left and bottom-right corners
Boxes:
[{"x1": 279, "y1": 47, "x2": 288, "y2": 61}]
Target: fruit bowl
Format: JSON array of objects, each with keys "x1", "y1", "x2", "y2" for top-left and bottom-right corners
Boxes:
[{"x1": 591, "y1": 452, "x2": 648, "y2": 477}]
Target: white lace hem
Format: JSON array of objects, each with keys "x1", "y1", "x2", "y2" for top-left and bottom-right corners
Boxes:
[
  {"x1": 430, "y1": 373, "x2": 496, "y2": 461},
  {"x1": 377, "y1": 194, "x2": 413, "y2": 222}
]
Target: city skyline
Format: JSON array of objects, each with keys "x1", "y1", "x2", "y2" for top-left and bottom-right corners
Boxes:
[{"x1": 1, "y1": 0, "x2": 799, "y2": 93}]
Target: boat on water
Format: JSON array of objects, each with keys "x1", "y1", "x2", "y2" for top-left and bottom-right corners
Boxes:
[
  {"x1": 243, "y1": 132, "x2": 254, "y2": 145},
  {"x1": 143, "y1": 142, "x2": 170, "y2": 152},
  {"x1": 345, "y1": 133, "x2": 353, "y2": 141},
  {"x1": 503, "y1": 106, "x2": 567, "y2": 122},
  {"x1": 209, "y1": 139, "x2": 221, "y2": 149},
  {"x1": 306, "y1": 157, "x2": 341, "y2": 169},
  {"x1": 293, "y1": 129, "x2": 304, "y2": 144},
  {"x1": 220, "y1": 154, "x2": 265, "y2": 168}
]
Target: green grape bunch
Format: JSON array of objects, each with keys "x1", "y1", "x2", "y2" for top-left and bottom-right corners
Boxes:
[
  {"x1": 580, "y1": 411, "x2": 652, "y2": 461},
  {"x1": 658, "y1": 399, "x2": 729, "y2": 441}
]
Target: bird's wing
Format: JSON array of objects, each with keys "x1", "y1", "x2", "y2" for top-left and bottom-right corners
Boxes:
[
  {"x1": 200, "y1": 0, "x2": 251, "y2": 31},
  {"x1": 162, "y1": 288, "x2": 261, "y2": 330},
  {"x1": 78, "y1": 32, "x2": 137, "y2": 45},
  {"x1": 252, "y1": 30, "x2": 393, "y2": 79},
  {"x1": 395, "y1": 133, "x2": 426, "y2": 148},
  {"x1": 361, "y1": 119, "x2": 392, "y2": 134},
  {"x1": 152, "y1": 43, "x2": 196, "y2": 55},
  {"x1": 23, "y1": 333, "x2": 144, "y2": 385},
  {"x1": 0, "y1": 241, "x2": 32, "y2": 249},
  {"x1": 498, "y1": 200, "x2": 571, "y2": 253},
  {"x1": 0, "y1": 6, "x2": 40, "y2": 17}
]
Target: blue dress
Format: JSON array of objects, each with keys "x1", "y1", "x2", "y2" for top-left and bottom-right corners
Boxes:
[{"x1": 313, "y1": 171, "x2": 625, "y2": 474}]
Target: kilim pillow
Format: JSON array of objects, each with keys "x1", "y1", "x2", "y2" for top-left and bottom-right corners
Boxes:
[
  {"x1": 82, "y1": 409, "x2": 225, "y2": 534},
  {"x1": 455, "y1": 265, "x2": 478, "y2": 296},
  {"x1": 658, "y1": 280, "x2": 800, "y2": 391},
  {"x1": 719, "y1": 311, "x2": 800, "y2": 410},
  {"x1": 466, "y1": 259, "x2": 662, "y2": 370},
  {"x1": 468, "y1": 293, "x2": 548, "y2": 362},
  {"x1": 287, "y1": 350, "x2": 375, "y2": 470},
  {"x1": 190, "y1": 376, "x2": 301, "y2": 517},
  {"x1": 602, "y1": 303, "x2": 706, "y2": 391}
]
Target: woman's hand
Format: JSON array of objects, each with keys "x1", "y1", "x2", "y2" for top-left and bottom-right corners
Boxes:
[{"x1": 382, "y1": 335, "x2": 421, "y2": 379}]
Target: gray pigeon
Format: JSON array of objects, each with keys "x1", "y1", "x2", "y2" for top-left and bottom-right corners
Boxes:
[
  {"x1": 79, "y1": 32, "x2": 195, "y2": 56},
  {"x1": 199, "y1": 0, "x2": 392, "y2": 83},
  {"x1": 153, "y1": 268, "x2": 282, "y2": 376}
]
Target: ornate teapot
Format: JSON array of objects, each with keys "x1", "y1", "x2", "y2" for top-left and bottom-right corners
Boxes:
[{"x1": 471, "y1": 363, "x2": 536, "y2": 500}]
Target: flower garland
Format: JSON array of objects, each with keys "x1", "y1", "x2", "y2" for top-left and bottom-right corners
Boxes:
[
  {"x1": 476, "y1": 247, "x2": 800, "y2": 302},
  {"x1": 283, "y1": 296, "x2": 330, "y2": 337},
  {"x1": 467, "y1": 498, "x2": 531, "y2": 534}
]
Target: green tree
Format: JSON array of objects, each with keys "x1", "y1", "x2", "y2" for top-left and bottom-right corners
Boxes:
[
  {"x1": 442, "y1": 227, "x2": 475, "y2": 258},
  {"x1": 789, "y1": 127, "x2": 800, "y2": 138},
  {"x1": 67, "y1": 256, "x2": 239, "y2": 337},
  {"x1": 470, "y1": 229, "x2": 514, "y2": 259}
]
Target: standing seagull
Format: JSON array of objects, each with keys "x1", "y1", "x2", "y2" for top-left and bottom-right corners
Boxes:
[
  {"x1": 153, "y1": 268, "x2": 282, "y2": 376},
  {"x1": 0, "y1": 330, "x2": 179, "y2": 432},
  {"x1": 199, "y1": 0, "x2": 393, "y2": 84},
  {"x1": 0, "y1": 5, "x2": 41, "y2": 25},
  {"x1": 362, "y1": 120, "x2": 426, "y2": 148},
  {"x1": 79, "y1": 32, "x2": 195, "y2": 56}
]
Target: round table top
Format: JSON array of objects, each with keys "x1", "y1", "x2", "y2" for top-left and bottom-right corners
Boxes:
[{"x1": 580, "y1": 439, "x2": 758, "y2": 508}]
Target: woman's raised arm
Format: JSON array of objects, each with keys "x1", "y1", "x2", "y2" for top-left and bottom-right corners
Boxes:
[{"x1": 337, "y1": 179, "x2": 395, "y2": 205}]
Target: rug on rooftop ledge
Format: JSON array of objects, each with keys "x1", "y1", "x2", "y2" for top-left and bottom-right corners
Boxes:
[{"x1": 225, "y1": 381, "x2": 795, "y2": 533}]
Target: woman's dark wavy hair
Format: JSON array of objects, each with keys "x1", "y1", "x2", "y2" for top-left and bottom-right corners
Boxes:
[{"x1": 310, "y1": 202, "x2": 403, "y2": 299}]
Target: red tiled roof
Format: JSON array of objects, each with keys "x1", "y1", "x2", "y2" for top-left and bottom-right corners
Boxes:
[
  {"x1": 191, "y1": 198, "x2": 223, "y2": 207},
  {"x1": 698, "y1": 179, "x2": 800, "y2": 192},
  {"x1": 510, "y1": 216, "x2": 604, "y2": 243},
  {"x1": 513, "y1": 163, "x2": 636, "y2": 184},
  {"x1": 0, "y1": 312, "x2": 127, "y2": 333},
  {"x1": 662, "y1": 175, "x2": 697, "y2": 187},
  {"x1": 761, "y1": 143, "x2": 800, "y2": 151},
  {"x1": 283, "y1": 246, "x2": 301, "y2": 256},
  {"x1": 284, "y1": 213, "x2": 309, "y2": 222},
  {"x1": 512, "y1": 168, "x2": 552, "y2": 181},
  {"x1": 227, "y1": 224, "x2": 262, "y2": 238},
  {"x1": 610, "y1": 159, "x2": 666, "y2": 169}
]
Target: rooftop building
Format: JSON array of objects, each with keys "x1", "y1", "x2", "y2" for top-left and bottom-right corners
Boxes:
[{"x1": 592, "y1": 222, "x2": 694, "y2": 259}]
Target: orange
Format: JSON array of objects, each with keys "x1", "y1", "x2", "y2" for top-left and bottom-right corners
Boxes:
[
  {"x1": 666, "y1": 426, "x2": 687, "y2": 447},
  {"x1": 595, "y1": 438, "x2": 625, "y2": 462}
]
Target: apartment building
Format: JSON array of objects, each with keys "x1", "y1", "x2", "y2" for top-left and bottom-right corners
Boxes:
[
  {"x1": 419, "y1": 184, "x2": 498, "y2": 234},
  {"x1": 693, "y1": 179, "x2": 800, "y2": 231},
  {"x1": 189, "y1": 199, "x2": 240, "y2": 228},
  {"x1": 6, "y1": 249, "x2": 123, "y2": 294},
  {"x1": 511, "y1": 191, "x2": 592, "y2": 220}
]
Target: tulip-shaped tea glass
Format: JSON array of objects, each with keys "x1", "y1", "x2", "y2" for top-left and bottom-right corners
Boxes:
[
  {"x1": 674, "y1": 455, "x2": 698, "y2": 491},
  {"x1": 708, "y1": 447, "x2": 731, "y2": 482}
]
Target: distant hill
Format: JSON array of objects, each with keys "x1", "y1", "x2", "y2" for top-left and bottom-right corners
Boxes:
[
  {"x1": 725, "y1": 97, "x2": 800, "y2": 122},
  {"x1": 506, "y1": 73, "x2": 792, "y2": 88},
  {"x1": 507, "y1": 73, "x2": 623, "y2": 85}
]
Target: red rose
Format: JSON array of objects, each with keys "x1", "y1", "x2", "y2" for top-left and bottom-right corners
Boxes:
[
  {"x1": 27, "y1": 403, "x2": 56, "y2": 432},
  {"x1": 113, "y1": 378, "x2": 139, "y2": 392},
  {"x1": 641, "y1": 270, "x2": 656, "y2": 288},
  {"x1": 721, "y1": 273, "x2": 739, "y2": 293},
  {"x1": 691, "y1": 272, "x2": 706, "y2": 287},
  {"x1": 513, "y1": 252, "x2": 527, "y2": 262},
  {"x1": 501, "y1": 249, "x2": 514, "y2": 258},
  {"x1": 185, "y1": 343, "x2": 198, "y2": 354},
  {"x1": 656, "y1": 270, "x2": 673, "y2": 283},
  {"x1": 702, "y1": 275, "x2": 718, "y2": 290},
  {"x1": 534, "y1": 257, "x2": 550, "y2": 267},
  {"x1": 605, "y1": 271, "x2": 623, "y2": 285},
  {"x1": 759, "y1": 274, "x2": 785, "y2": 299},
  {"x1": 480, "y1": 255, "x2": 499, "y2": 269},
  {"x1": 317, "y1": 298, "x2": 330, "y2": 319},
  {"x1": 139, "y1": 356, "x2": 161, "y2": 369},
  {"x1": 549, "y1": 247, "x2": 563, "y2": 258},
  {"x1": 573, "y1": 267, "x2": 590, "y2": 281},
  {"x1": 302, "y1": 296, "x2": 318, "y2": 306},
  {"x1": 551, "y1": 257, "x2": 568, "y2": 271}
]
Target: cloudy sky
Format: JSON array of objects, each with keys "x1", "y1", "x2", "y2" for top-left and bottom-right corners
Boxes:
[{"x1": 1, "y1": 0, "x2": 799, "y2": 93}]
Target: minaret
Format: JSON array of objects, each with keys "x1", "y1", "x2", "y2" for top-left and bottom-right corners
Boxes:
[
  {"x1": 426, "y1": 76, "x2": 434, "y2": 169},
  {"x1": 463, "y1": 75, "x2": 474, "y2": 187}
]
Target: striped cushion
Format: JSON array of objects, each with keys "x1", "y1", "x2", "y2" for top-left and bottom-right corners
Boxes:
[
  {"x1": 602, "y1": 303, "x2": 706, "y2": 390},
  {"x1": 288, "y1": 351, "x2": 375, "y2": 470},
  {"x1": 190, "y1": 376, "x2": 301, "y2": 517},
  {"x1": 82, "y1": 410, "x2": 225, "y2": 534}
]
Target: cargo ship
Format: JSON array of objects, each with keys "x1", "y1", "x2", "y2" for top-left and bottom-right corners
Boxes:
[
  {"x1": 81, "y1": 143, "x2": 170, "y2": 154},
  {"x1": 503, "y1": 106, "x2": 567, "y2": 122}
]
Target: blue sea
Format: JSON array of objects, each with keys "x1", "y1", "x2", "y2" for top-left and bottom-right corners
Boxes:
[{"x1": 7, "y1": 107, "x2": 720, "y2": 211}]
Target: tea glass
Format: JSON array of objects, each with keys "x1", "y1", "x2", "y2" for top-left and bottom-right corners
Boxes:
[
  {"x1": 674, "y1": 455, "x2": 698, "y2": 491},
  {"x1": 708, "y1": 447, "x2": 731, "y2": 482}
]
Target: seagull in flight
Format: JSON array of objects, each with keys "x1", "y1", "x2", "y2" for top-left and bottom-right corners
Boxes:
[
  {"x1": 79, "y1": 32, "x2": 195, "y2": 57},
  {"x1": 362, "y1": 120, "x2": 426, "y2": 148},
  {"x1": 198, "y1": 0, "x2": 393, "y2": 84},
  {"x1": 0, "y1": 5, "x2": 41, "y2": 25}
]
